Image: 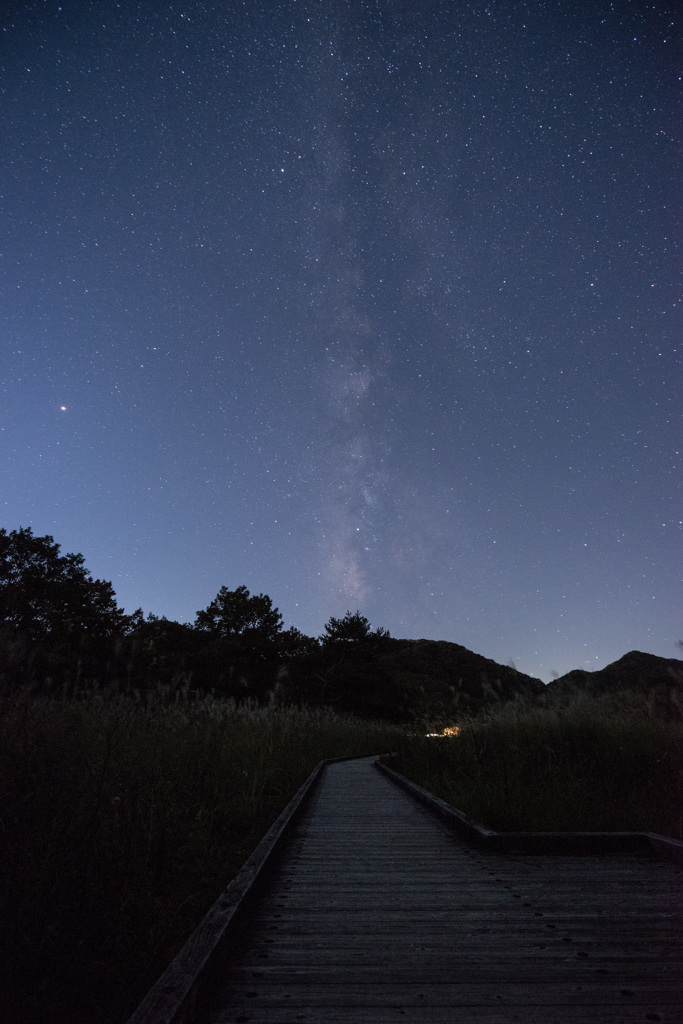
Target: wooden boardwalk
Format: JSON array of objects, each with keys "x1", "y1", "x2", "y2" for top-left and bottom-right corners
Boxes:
[{"x1": 205, "y1": 757, "x2": 683, "y2": 1023}]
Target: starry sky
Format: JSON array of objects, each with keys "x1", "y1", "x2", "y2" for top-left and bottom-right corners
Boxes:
[{"x1": 2, "y1": 1, "x2": 680, "y2": 681}]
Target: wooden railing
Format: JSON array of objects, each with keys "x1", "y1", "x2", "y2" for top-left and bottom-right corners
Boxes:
[
  {"x1": 376, "y1": 759, "x2": 683, "y2": 861},
  {"x1": 125, "y1": 757, "x2": 329, "y2": 1024}
]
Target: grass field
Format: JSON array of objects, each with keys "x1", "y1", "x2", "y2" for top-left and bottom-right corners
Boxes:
[
  {"x1": 387, "y1": 699, "x2": 683, "y2": 838},
  {"x1": 3, "y1": 684, "x2": 680, "y2": 1023},
  {"x1": 0, "y1": 686, "x2": 400, "y2": 1024}
]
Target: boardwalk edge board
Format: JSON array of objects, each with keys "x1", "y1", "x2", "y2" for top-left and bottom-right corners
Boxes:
[
  {"x1": 375, "y1": 759, "x2": 683, "y2": 862},
  {"x1": 125, "y1": 754, "x2": 381, "y2": 1024}
]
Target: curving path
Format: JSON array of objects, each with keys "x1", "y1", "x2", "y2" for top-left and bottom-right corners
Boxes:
[{"x1": 207, "y1": 756, "x2": 682, "y2": 1023}]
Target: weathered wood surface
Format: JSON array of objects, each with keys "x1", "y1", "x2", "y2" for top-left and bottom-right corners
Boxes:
[{"x1": 207, "y1": 757, "x2": 682, "y2": 1023}]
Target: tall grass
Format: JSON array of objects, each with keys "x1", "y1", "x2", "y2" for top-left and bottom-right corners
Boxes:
[
  {"x1": 0, "y1": 686, "x2": 400, "y2": 1024},
  {"x1": 388, "y1": 700, "x2": 683, "y2": 838}
]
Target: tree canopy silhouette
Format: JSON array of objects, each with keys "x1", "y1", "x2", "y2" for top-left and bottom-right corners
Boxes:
[
  {"x1": 195, "y1": 585, "x2": 283, "y2": 645},
  {"x1": 321, "y1": 609, "x2": 390, "y2": 644},
  {"x1": 0, "y1": 526, "x2": 132, "y2": 641}
]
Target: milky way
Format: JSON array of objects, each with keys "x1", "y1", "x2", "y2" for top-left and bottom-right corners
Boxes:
[{"x1": 2, "y1": 1, "x2": 680, "y2": 679}]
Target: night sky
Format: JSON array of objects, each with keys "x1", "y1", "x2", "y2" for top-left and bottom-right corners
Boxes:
[{"x1": 2, "y1": 1, "x2": 680, "y2": 681}]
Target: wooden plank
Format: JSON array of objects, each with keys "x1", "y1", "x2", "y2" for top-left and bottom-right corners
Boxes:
[
  {"x1": 211, "y1": 1008, "x2": 683, "y2": 1024},
  {"x1": 220, "y1": 981, "x2": 683, "y2": 1006},
  {"x1": 235, "y1": 941, "x2": 682, "y2": 962},
  {"x1": 228, "y1": 966, "x2": 683, "y2": 985},
  {"x1": 234, "y1": 946, "x2": 682, "y2": 967},
  {"x1": 242, "y1": 923, "x2": 683, "y2": 941},
  {"x1": 254, "y1": 906, "x2": 681, "y2": 923}
]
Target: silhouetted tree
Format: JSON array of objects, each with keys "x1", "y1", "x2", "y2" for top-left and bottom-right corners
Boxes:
[
  {"x1": 125, "y1": 613, "x2": 199, "y2": 687},
  {"x1": 0, "y1": 526, "x2": 132, "y2": 641},
  {"x1": 321, "y1": 610, "x2": 390, "y2": 644},
  {"x1": 277, "y1": 626, "x2": 319, "y2": 660},
  {"x1": 195, "y1": 585, "x2": 283, "y2": 652}
]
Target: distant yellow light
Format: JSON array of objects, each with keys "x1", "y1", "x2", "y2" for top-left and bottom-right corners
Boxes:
[{"x1": 442, "y1": 726, "x2": 461, "y2": 737}]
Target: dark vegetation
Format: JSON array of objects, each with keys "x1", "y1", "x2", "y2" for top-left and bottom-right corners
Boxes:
[
  {"x1": 387, "y1": 701, "x2": 683, "y2": 837},
  {"x1": 0, "y1": 691, "x2": 400, "y2": 1024},
  {"x1": 0, "y1": 528, "x2": 546, "y2": 721},
  {"x1": 1, "y1": 526, "x2": 682, "y2": 1022}
]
